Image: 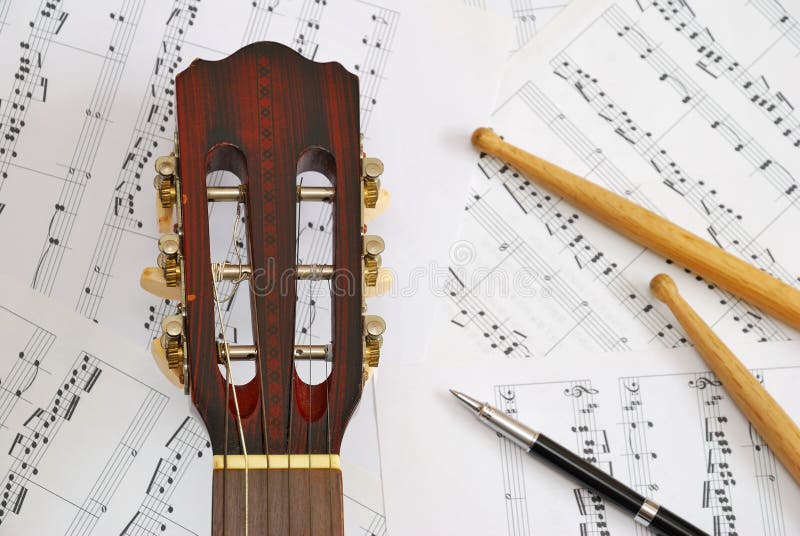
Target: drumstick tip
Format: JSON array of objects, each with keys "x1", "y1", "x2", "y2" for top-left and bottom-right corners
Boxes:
[
  {"x1": 471, "y1": 127, "x2": 500, "y2": 151},
  {"x1": 650, "y1": 273, "x2": 679, "y2": 304}
]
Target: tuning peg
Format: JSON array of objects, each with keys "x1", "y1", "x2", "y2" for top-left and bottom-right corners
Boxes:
[
  {"x1": 364, "y1": 188, "x2": 390, "y2": 224},
  {"x1": 362, "y1": 157, "x2": 383, "y2": 208},
  {"x1": 150, "y1": 337, "x2": 184, "y2": 388},
  {"x1": 364, "y1": 269, "x2": 392, "y2": 298},
  {"x1": 363, "y1": 315, "x2": 386, "y2": 368},
  {"x1": 365, "y1": 268, "x2": 392, "y2": 297},
  {"x1": 155, "y1": 195, "x2": 173, "y2": 233},
  {"x1": 363, "y1": 235, "x2": 384, "y2": 287},
  {"x1": 140, "y1": 267, "x2": 181, "y2": 300}
]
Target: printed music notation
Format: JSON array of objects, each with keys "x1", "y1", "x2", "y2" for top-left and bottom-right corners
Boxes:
[
  {"x1": 122, "y1": 417, "x2": 211, "y2": 536},
  {"x1": 0, "y1": 275, "x2": 211, "y2": 535},
  {"x1": 376, "y1": 340, "x2": 800, "y2": 534},
  {"x1": 494, "y1": 380, "x2": 612, "y2": 536},
  {"x1": 0, "y1": 0, "x2": 69, "y2": 195},
  {"x1": 437, "y1": 0, "x2": 800, "y2": 365},
  {"x1": 31, "y1": 0, "x2": 147, "y2": 298},
  {"x1": 0, "y1": 2, "x2": 510, "y2": 532},
  {"x1": 354, "y1": 4, "x2": 399, "y2": 131},
  {"x1": 76, "y1": 0, "x2": 199, "y2": 323},
  {"x1": 462, "y1": 0, "x2": 566, "y2": 50},
  {"x1": 495, "y1": 385, "x2": 531, "y2": 534},
  {"x1": 0, "y1": 305, "x2": 55, "y2": 428}
]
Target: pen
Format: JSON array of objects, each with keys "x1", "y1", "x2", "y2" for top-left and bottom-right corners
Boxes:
[{"x1": 450, "y1": 389, "x2": 709, "y2": 536}]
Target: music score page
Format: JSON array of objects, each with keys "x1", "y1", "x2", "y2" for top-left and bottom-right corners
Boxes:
[{"x1": 377, "y1": 340, "x2": 800, "y2": 535}]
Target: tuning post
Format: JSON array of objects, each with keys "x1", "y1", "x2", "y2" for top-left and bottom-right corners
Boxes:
[
  {"x1": 207, "y1": 186, "x2": 245, "y2": 202},
  {"x1": 297, "y1": 185, "x2": 335, "y2": 202},
  {"x1": 211, "y1": 262, "x2": 335, "y2": 281},
  {"x1": 362, "y1": 157, "x2": 383, "y2": 208},
  {"x1": 216, "y1": 343, "x2": 332, "y2": 363},
  {"x1": 363, "y1": 235, "x2": 384, "y2": 287}
]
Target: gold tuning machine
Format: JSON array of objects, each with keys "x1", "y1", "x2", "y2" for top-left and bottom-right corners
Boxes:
[
  {"x1": 157, "y1": 233, "x2": 181, "y2": 287},
  {"x1": 151, "y1": 313, "x2": 185, "y2": 388},
  {"x1": 362, "y1": 157, "x2": 383, "y2": 208},
  {"x1": 155, "y1": 155, "x2": 178, "y2": 209},
  {"x1": 363, "y1": 315, "x2": 386, "y2": 368},
  {"x1": 363, "y1": 235, "x2": 384, "y2": 287},
  {"x1": 140, "y1": 267, "x2": 181, "y2": 301}
]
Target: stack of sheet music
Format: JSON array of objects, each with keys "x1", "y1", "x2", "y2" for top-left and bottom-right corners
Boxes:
[
  {"x1": 1, "y1": 0, "x2": 799, "y2": 534},
  {"x1": 376, "y1": 1, "x2": 800, "y2": 534}
]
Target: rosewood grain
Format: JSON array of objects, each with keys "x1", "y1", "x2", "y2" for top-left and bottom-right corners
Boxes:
[
  {"x1": 212, "y1": 469, "x2": 344, "y2": 535},
  {"x1": 175, "y1": 41, "x2": 363, "y2": 457}
]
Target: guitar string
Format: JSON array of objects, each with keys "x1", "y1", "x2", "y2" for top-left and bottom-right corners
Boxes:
[
  {"x1": 250, "y1": 185, "x2": 271, "y2": 532},
  {"x1": 307, "y1": 244, "x2": 314, "y2": 536},
  {"x1": 325, "y1": 276, "x2": 334, "y2": 536},
  {"x1": 288, "y1": 176, "x2": 304, "y2": 535},
  {"x1": 212, "y1": 201, "x2": 250, "y2": 535}
]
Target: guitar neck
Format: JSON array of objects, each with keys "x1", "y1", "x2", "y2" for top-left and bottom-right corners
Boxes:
[{"x1": 211, "y1": 463, "x2": 344, "y2": 535}]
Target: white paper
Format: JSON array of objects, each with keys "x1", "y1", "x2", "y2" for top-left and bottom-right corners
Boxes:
[
  {"x1": 0, "y1": 1, "x2": 513, "y2": 533},
  {"x1": 377, "y1": 339, "x2": 800, "y2": 535},
  {"x1": 463, "y1": 0, "x2": 568, "y2": 50},
  {"x1": 0, "y1": 273, "x2": 212, "y2": 534},
  {"x1": 429, "y1": 0, "x2": 800, "y2": 365},
  {"x1": 0, "y1": 273, "x2": 394, "y2": 534}
]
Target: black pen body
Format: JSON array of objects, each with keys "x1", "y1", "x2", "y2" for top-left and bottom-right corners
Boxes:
[{"x1": 531, "y1": 434, "x2": 709, "y2": 536}]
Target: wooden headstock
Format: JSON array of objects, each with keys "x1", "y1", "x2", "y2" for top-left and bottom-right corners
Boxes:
[{"x1": 140, "y1": 42, "x2": 389, "y2": 461}]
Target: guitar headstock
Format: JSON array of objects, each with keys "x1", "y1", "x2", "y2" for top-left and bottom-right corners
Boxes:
[{"x1": 140, "y1": 42, "x2": 389, "y2": 456}]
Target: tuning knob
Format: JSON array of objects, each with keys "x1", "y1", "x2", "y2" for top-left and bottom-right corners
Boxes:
[
  {"x1": 363, "y1": 235, "x2": 384, "y2": 287},
  {"x1": 364, "y1": 188, "x2": 390, "y2": 224},
  {"x1": 151, "y1": 338, "x2": 184, "y2": 388},
  {"x1": 363, "y1": 315, "x2": 386, "y2": 368},
  {"x1": 364, "y1": 269, "x2": 393, "y2": 298},
  {"x1": 140, "y1": 266, "x2": 181, "y2": 300},
  {"x1": 362, "y1": 157, "x2": 383, "y2": 208}
]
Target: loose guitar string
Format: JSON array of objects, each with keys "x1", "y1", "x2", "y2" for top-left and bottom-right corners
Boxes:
[
  {"x1": 325, "y1": 277, "x2": 334, "y2": 536},
  {"x1": 212, "y1": 201, "x2": 250, "y2": 535}
]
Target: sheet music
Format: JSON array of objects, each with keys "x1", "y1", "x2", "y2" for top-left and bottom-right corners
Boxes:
[
  {"x1": 376, "y1": 339, "x2": 800, "y2": 534},
  {"x1": 428, "y1": 0, "x2": 800, "y2": 365},
  {"x1": 0, "y1": 1, "x2": 512, "y2": 533},
  {"x1": 0, "y1": 273, "x2": 209, "y2": 534},
  {"x1": 463, "y1": 0, "x2": 567, "y2": 50},
  {"x1": 0, "y1": 273, "x2": 393, "y2": 534}
]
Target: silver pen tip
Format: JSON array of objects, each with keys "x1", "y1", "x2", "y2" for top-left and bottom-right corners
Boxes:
[{"x1": 449, "y1": 389, "x2": 484, "y2": 413}]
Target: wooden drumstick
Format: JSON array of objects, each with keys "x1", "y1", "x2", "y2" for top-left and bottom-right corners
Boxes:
[
  {"x1": 651, "y1": 273, "x2": 800, "y2": 485},
  {"x1": 471, "y1": 127, "x2": 800, "y2": 332}
]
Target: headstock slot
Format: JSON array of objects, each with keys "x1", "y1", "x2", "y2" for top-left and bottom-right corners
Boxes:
[
  {"x1": 176, "y1": 42, "x2": 363, "y2": 456},
  {"x1": 295, "y1": 150, "x2": 336, "y2": 388},
  {"x1": 205, "y1": 160, "x2": 256, "y2": 387}
]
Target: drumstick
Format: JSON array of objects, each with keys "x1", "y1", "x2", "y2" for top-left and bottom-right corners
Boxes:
[
  {"x1": 651, "y1": 273, "x2": 800, "y2": 485},
  {"x1": 471, "y1": 127, "x2": 800, "y2": 332}
]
